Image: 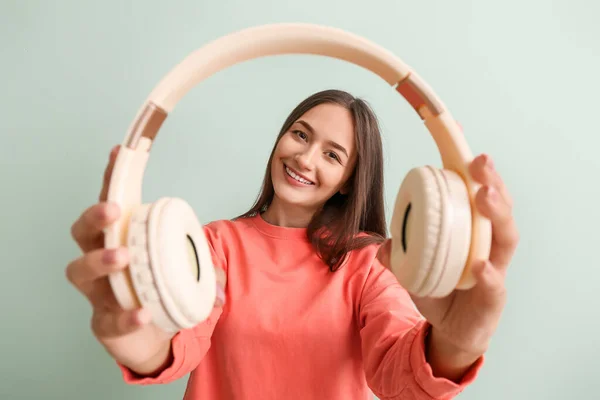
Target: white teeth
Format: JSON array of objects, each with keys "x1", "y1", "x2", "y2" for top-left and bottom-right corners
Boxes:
[{"x1": 285, "y1": 166, "x2": 314, "y2": 185}]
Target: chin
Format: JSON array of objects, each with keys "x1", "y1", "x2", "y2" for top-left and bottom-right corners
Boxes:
[{"x1": 273, "y1": 181, "x2": 311, "y2": 206}]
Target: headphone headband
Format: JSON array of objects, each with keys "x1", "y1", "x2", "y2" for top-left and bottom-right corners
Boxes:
[
  {"x1": 125, "y1": 23, "x2": 450, "y2": 154},
  {"x1": 105, "y1": 23, "x2": 491, "y2": 314}
]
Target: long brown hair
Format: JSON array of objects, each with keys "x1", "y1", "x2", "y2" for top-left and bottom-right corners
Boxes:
[{"x1": 237, "y1": 89, "x2": 387, "y2": 271}]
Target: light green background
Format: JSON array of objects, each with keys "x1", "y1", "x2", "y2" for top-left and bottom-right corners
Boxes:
[{"x1": 2, "y1": 1, "x2": 598, "y2": 399}]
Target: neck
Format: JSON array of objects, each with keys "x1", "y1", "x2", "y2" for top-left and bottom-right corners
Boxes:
[{"x1": 261, "y1": 196, "x2": 317, "y2": 228}]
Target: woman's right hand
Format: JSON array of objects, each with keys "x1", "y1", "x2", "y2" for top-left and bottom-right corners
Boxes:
[{"x1": 66, "y1": 145, "x2": 227, "y2": 376}]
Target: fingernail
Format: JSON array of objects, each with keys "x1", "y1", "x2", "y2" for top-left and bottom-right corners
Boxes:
[
  {"x1": 102, "y1": 249, "x2": 117, "y2": 263},
  {"x1": 103, "y1": 247, "x2": 127, "y2": 264},
  {"x1": 482, "y1": 154, "x2": 494, "y2": 169},
  {"x1": 216, "y1": 285, "x2": 226, "y2": 305},
  {"x1": 97, "y1": 202, "x2": 118, "y2": 220},
  {"x1": 486, "y1": 186, "x2": 497, "y2": 202},
  {"x1": 106, "y1": 202, "x2": 119, "y2": 215},
  {"x1": 136, "y1": 308, "x2": 152, "y2": 325}
]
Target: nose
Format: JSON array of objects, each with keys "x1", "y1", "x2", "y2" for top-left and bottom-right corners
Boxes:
[{"x1": 295, "y1": 147, "x2": 316, "y2": 170}]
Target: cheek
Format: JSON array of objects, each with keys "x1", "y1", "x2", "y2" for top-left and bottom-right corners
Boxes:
[
  {"x1": 271, "y1": 158, "x2": 283, "y2": 181},
  {"x1": 317, "y1": 165, "x2": 346, "y2": 189},
  {"x1": 273, "y1": 136, "x2": 295, "y2": 156}
]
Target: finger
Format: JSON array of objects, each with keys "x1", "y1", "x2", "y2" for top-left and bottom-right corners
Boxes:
[
  {"x1": 99, "y1": 145, "x2": 120, "y2": 202},
  {"x1": 476, "y1": 185, "x2": 519, "y2": 270},
  {"x1": 91, "y1": 307, "x2": 152, "y2": 339},
  {"x1": 376, "y1": 239, "x2": 392, "y2": 269},
  {"x1": 472, "y1": 260, "x2": 507, "y2": 309},
  {"x1": 469, "y1": 154, "x2": 513, "y2": 208},
  {"x1": 214, "y1": 268, "x2": 227, "y2": 307},
  {"x1": 71, "y1": 202, "x2": 120, "y2": 252},
  {"x1": 65, "y1": 247, "x2": 129, "y2": 295},
  {"x1": 215, "y1": 267, "x2": 227, "y2": 287},
  {"x1": 214, "y1": 285, "x2": 226, "y2": 308},
  {"x1": 87, "y1": 277, "x2": 122, "y2": 310}
]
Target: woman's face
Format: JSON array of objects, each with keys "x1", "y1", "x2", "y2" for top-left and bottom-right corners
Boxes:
[{"x1": 269, "y1": 103, "x2": 357, "y2": 215}]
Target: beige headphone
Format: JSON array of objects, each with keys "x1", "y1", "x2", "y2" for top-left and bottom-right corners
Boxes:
[{"x1": 104, "y1": 23, "x2": 492, "y2": 334}]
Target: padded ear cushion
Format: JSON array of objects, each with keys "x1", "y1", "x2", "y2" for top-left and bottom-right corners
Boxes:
[
  {"x1": 389, "y1": 166, "x2": 472, "y2": 298},
  {"x1": 128, "y1": 197, "x2": 217, "y2": 333}
]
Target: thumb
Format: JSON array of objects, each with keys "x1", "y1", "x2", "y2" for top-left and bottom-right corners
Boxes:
[
  {"x1": 214, "y1": 268, "x2": 227, "y2": 308},
  {"x1": 472, "y1": 260, "x2": 507, "y2": 306},
  {"x1": 99, "y1": 145, "x2": 120, "y2": 202}
]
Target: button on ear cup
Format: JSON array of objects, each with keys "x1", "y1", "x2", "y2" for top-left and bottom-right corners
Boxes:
[
  {"x1": 389, "y1": 166, "x2": 472, "y2": 298},
  {"x1": 128, "y1": 197, "x2": 217, "y2": 333},
  {"x1": 128, "y1": 203, "x2": 176, "y2": 332}
]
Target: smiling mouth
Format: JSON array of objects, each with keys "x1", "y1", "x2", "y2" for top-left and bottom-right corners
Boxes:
[{"x1": 284, "y1": 165, "x2": 314, "y2": 185}]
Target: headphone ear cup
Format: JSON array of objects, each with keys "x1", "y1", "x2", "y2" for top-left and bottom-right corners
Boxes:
[
  {"x1": 389, "y1": 166, "x2": 472, "y2": 298},
  {"x1": 127, "y1": 197, "x2": 217, "y2": 333}
]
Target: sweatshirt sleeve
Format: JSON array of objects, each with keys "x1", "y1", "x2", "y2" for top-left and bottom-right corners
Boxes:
[
  {"x1": 358, "y1": 259, "x2": 483, "y2": 400},
  {"x1": 118, "y1": 222, "x2": 229, "y2": 385}
]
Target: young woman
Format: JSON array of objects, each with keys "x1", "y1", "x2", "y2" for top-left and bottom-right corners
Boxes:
[{"x1": 67, "y1": 89, "x2": 519, "y2": 399}]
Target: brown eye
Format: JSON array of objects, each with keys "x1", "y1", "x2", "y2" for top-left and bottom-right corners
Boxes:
[{"x1": 293, "y1": 130, "x2": 308, "y2": 141}]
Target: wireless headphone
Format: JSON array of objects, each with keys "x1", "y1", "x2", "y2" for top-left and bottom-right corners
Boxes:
[{"x1": 104, "y1": 23, "x2": 492, "y2": 333}]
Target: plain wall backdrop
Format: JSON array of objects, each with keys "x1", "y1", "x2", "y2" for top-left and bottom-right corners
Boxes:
[{"x1": 1, "y1": 1, "x2": 598, "y2": 399}]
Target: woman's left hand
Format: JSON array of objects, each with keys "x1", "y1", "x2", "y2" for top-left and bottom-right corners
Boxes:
[{"x1": 378, "y1": 152, "x2": 519, "y2": 372}]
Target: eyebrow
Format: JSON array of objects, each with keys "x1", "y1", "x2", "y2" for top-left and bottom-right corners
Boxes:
[{"x1": 296, "y1": 120, "x2": 349, "y2": 158}]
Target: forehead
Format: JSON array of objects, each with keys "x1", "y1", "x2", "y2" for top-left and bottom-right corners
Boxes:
[{"x1": 297, "y1": 103, "x2": 355, "y2": 152}]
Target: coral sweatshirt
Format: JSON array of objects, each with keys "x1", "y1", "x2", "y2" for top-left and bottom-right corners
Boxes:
[{"x1": 119, "y1": 214, "x2": 482, "y2": 399}]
